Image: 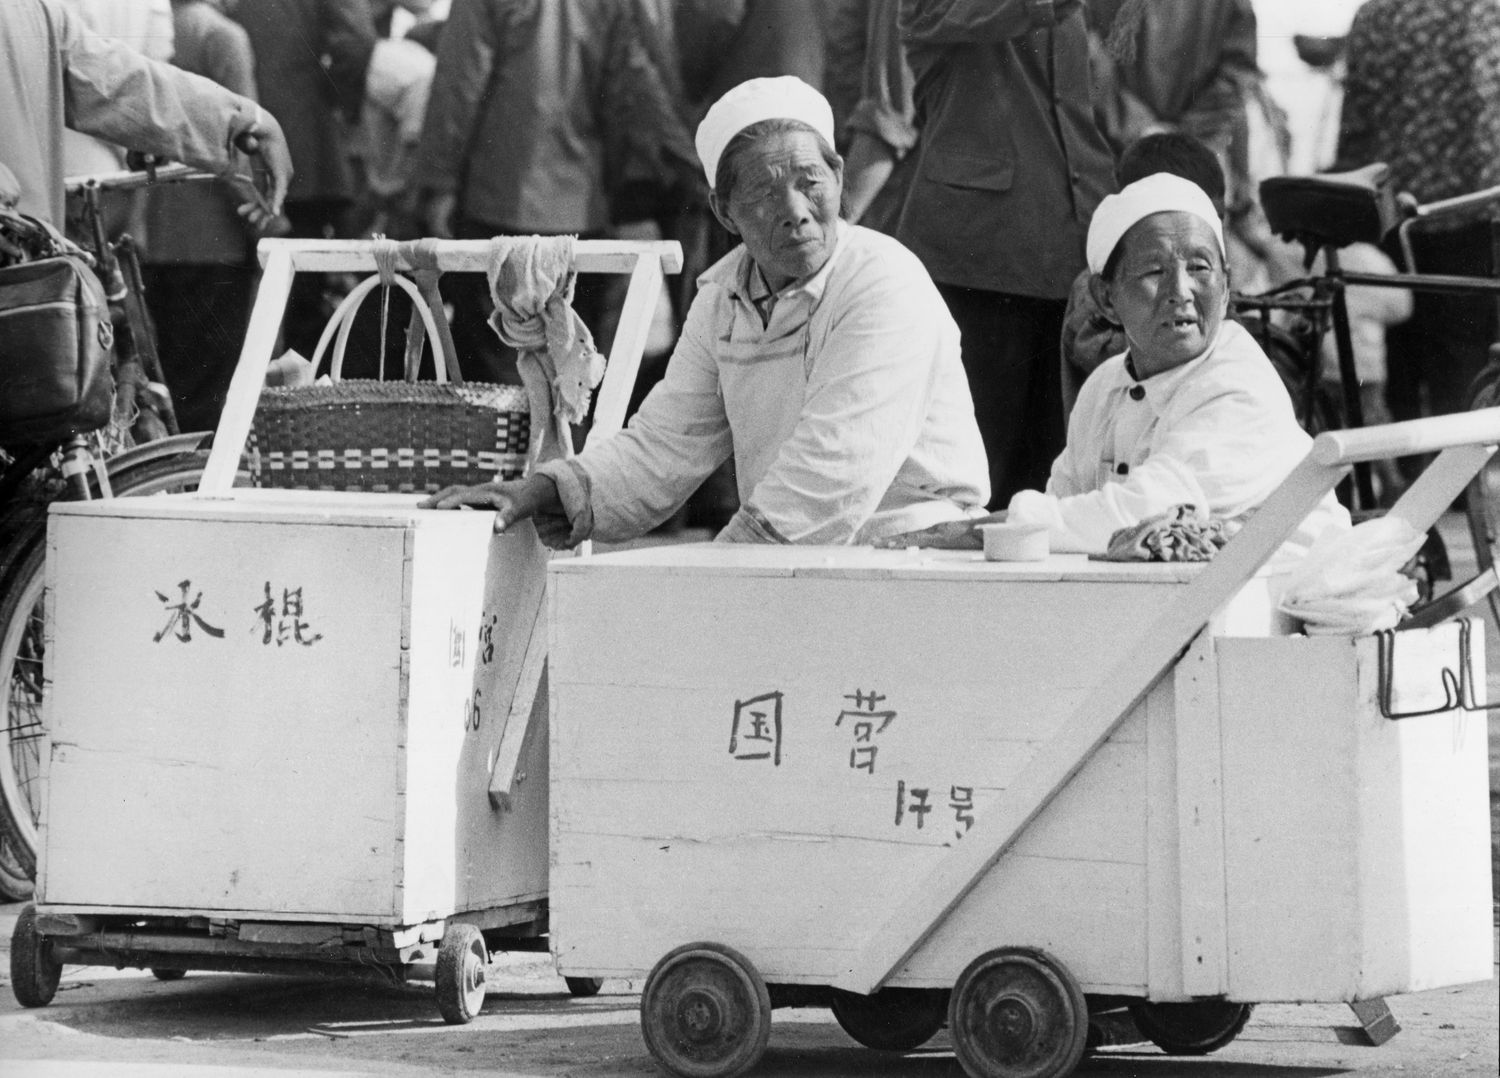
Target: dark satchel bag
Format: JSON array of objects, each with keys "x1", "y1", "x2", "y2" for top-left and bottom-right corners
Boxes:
[{"x1": 0, "y1": 209, "x2": 115, "y2": 446}]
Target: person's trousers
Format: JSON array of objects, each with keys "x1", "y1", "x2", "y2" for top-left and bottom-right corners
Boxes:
[
  {"x1": 936, "y1": 284, "x2": 1068, "y2": 508},
  {"x1": 279, "y1": 199, "x2": 352, "y2": 364},
  {"x1": 143, "y1": 262, "x2": 256, "y2": 434}
]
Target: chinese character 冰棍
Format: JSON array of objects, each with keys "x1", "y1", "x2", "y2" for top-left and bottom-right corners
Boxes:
[
  {"x1": 254, "y1": 583, "x2": 323, "y2": 647},
  {"x1": 153, "y1": 580, "x2": 225, "y2": 643}
]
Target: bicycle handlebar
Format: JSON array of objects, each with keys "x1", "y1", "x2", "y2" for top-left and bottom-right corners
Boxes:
[
  {"x1": 1405, "y1": 183, "x2": 1500, "y2": 225},
  {"x1": 63, "y1": 161, "x2": 211, "y2": 195},
  {"x1": 1397, "y1": 182, "x2": 1500, "y2": 271}
]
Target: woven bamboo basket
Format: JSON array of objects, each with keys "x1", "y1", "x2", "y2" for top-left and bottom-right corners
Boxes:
[{"x1": 250, "y1": 264, "x2": 531, "y2": 493}]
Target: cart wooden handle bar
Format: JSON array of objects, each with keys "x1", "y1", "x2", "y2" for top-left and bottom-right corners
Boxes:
[
  {"x1": 197, "y1": 237, "x2": 685, "y2": 497},
  {"x1": 192, "y1": 235, "x2": 683, "y2": 808},
  {"x1": 831, "y1": 408, "x2": 1500, "y2": 997}
]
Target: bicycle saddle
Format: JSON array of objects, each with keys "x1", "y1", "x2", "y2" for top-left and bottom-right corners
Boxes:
[{"x1": 1260, "y1": 163, "x2": 1402, "y2": 252}]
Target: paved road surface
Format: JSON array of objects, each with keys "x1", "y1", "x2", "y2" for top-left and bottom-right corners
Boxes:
[{"x1": 1, "y1": 908, "x2": 1495, "y2": 1078}]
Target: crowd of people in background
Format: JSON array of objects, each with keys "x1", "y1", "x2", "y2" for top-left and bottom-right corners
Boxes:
[{"x1": 15, "y1": 0, "x2": 1500, "y2": 524}]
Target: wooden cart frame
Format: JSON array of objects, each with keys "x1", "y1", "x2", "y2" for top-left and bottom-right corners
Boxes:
[
  {"x1": 13, "y1": 237, "x2": 682, "y2": 1023},
  {"x1": 546, "y1": 409, "x2": 1500, "y2": 1078}
]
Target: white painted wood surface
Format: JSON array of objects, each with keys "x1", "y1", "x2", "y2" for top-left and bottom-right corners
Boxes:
[
  {"x1": 549, "y1": 562, "x2": 1192, "y2": 990},
  {"x1": 1173, "y1": 632, "x2": 1229, "y2": 996},
  {"x1": 39, "y1": 496, "x2": 548, "y2": 926},
  {"x1": 1216, "y1": 623, "x2": 1493, "y2": 1000},
  {"x1": 549, "y1": 546, "x2": 1492, "y2": 1002}
]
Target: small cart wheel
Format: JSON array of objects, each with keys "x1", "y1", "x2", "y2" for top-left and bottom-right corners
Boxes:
[
  {"x1": 435, "y1": 923, "x2": 488, "y2": 1025},
  {"x1": 830, "y1": 987, "x2": 947, "y2": 1051},
  {"x1": 640, "y1": 942, "x2": 771, "y2": 1078},
  {"x1": 151, "y1": 968, "x2": 187, "y2": 982},
  {"x1": 10, "y1": 903, "x2": 61, "y2": 1008},
  {"x1": 566, "y1": 976, "x2": 603, "y2": 997},
  {"x1": 948, "y1": 947, "x2": 1089, "y2": 1078},
  {"x1": 1128, "y1": 1000, "x2": 1253, "y2": 1055}
]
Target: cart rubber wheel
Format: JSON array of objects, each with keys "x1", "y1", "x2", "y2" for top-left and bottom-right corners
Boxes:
[
  {"x1": 1128, "y1": 1000, "x2": 1253, "y2": 1055},
  {"x1": 151, "y1": 968, "x2": 187, "y2": 982},
  {"x1": 830, "y1": 987, "x2": 947, "y2": 1051},
  {"x1": 434, "y1": 923, "x2": 488, "y2": 1025},
  {"x1": 948, "y1": 947, "x2": 1089, "y2": 1078},
  {"x1": 640, "y1": 942, "x2": 772, "y2": 1078},
  {"x1": 566, "y1": 976, "x2": 603, "y2": 998},
  {"x1": 10, "y1": 903, "x2": 61, "y2": 1008}
]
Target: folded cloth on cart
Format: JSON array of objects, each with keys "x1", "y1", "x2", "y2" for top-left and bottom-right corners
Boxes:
[
  {"x1": 1091, "y1": 503, "x2": 1229, "y2": 562},
  {"x1": 1278, "y1": 516, "x2": 1424, "y2": 635},
  {"x1": 486, "y1": 235, "x2": 605, "y2": 468}
]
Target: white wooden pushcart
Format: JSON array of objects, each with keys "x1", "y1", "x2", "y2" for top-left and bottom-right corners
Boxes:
[
  {"x1": 546, "y1": 411, "x2": 1498, "y2": 1078},
  {"x1": 8, "y1": 236, "x2": 681, "y2": 1022}
]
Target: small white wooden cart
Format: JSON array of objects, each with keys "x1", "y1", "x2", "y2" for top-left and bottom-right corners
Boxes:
[
  {"x1": 546, "y1": 412, "x2": 1498, "y2": 1078},
  {"x1": 8, "y1": 237, "x2": 681, "y2": 1022}
]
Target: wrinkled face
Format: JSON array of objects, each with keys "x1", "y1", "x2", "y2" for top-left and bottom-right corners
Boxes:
[
  {"x1": 711, "y1": 130, "x2": 843, "y2": 291},
  {"x1": 1094, "y1": 211, "x2": 1229, "y2": 378}
]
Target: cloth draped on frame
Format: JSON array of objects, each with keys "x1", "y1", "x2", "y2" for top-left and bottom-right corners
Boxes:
[{"x1": 485, "y1": 235, "x2": 605, "y2": 470}]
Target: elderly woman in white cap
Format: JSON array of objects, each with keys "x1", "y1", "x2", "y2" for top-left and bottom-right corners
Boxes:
[
  {"x1": 423, "y1": 76, "x2": 988, "y2": 546},
  {"x1": 883, "y1": 172, "x2": 1348, "y2": 556}
]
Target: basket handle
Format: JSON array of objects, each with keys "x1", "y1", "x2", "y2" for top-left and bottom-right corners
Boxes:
[
  {"x1": 308, "y1": 244, "x2": 453, "y2": 385},
  {"x1": 401, "y1": 238, "x2": 464, "y2": 385}
]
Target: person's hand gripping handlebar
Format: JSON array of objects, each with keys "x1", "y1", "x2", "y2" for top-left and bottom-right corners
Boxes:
[{"x1": 231, "y1": 108, "x2": 293, "y2": 234}]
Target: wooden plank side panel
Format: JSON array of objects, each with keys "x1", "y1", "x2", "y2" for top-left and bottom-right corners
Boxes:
[
  {"x1": 402, "y1": 521, "x2": 550, "y2": 922},
  {"x1": 1352, "y1": 624, "x2": 1493, "y2": 994},
  {"x1": 1218, "y1": 635, "x2": 1363, "y2": 999},
  {"x1": 552, "y1": 838, "x2": 1145, "y2": 990},
  {"x1": 551, "y1": 663, "x2": 1151, "y2": 989},
  {"x1": 1144, "y1": 675, "x2": 1186, "y2": 999},
  {"x1": 551, "y1": 691, "x2": 1145, "y2": 861},
  {"x1": 834, "y1": 456, "x2": 1343, "y2": 993},
  {"x1": 552, "y1": 574, "x2": 1184, "y2": 712},
  {"x1": 1173, "y1": 632, "x2": 1228, "y2": 995},
  {"x1": 42, "y1": 513, "x2": 405, "y2": 917}
]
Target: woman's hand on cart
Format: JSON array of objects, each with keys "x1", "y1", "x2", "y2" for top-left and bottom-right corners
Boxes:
[
  {"x1": 420, "y1": 474, "x2": 567, "y2": 540},
  {"x1": 874, "y1": 512, "x2": 1007, "y2": 550}
]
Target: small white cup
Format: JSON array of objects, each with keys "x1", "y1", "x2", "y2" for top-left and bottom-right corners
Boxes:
[{"x1": 980, "y1": 522, "x2": 1050, "y2": 562}]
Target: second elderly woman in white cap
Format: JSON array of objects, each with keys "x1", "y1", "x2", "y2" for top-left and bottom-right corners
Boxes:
[
  {"x1": 422, "y1": 75, "x2": 989, "y2": 546},
  {"x1": 883, "y1": 172, "x2": 1348, "y2": 558}
]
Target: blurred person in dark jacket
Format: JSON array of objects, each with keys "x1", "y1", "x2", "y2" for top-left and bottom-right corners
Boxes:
[
  {"x1": 142, "y1": 0, "x2": 263, "y2": 434},
  {"x1": 822, "y1": 0, "x2": 913, "y2": 228},
  {"x1": 229, "y1": 0, "x2": 376, "y2": 357},
  {"x1": 886, "y1": 0, "x2": 1116, "y2": 508},
  {"x1": 413, "y1": 0, "x2": 695, "y2": 385},
  {"x1": 1336, "y1": 0, "x2": 1500, "y2": 427}
]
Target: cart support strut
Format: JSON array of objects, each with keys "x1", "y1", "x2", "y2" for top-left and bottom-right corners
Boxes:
[{"x1": 833, "y1": 410, "x2": 1500, "y2": 997}]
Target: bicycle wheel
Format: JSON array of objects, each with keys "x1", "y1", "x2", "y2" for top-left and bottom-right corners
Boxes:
[{"x1": 0, "y1": 448, "x2": 231, "y2": 888}]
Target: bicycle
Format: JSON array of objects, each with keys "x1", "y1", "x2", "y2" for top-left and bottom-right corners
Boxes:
[
  {"x1": 1245, "y1": 163, "x2": 1500, "y2": 623},
  {"x1": 0, "y1": 162, "x2": 250, "y2": 899}
]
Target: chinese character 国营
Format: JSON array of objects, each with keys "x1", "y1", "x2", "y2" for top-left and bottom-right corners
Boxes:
[
  {"x1": 835, "y1": 689, "x2": 896, "y2": 773},
  {"x1": 729, "y1": 691, "x2": 784, "y2": 764}
]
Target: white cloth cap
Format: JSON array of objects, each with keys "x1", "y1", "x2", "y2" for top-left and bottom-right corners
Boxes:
[
  {"x1": 1085, "y1": 173, "x2": 1225, "y2": 275},
  {"x1": 695, "y1": 76, "x2": 836, "y2": 187}
]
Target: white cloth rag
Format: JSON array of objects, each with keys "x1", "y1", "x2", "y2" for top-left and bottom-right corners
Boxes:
[{"x1": 485, "y1": 235, "x2": 605, "y2": 470}]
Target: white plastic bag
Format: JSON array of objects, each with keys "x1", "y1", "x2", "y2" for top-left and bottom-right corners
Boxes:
[{"x1": 1278, "y1": 516, "x2": 1425, "y2": 635}]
